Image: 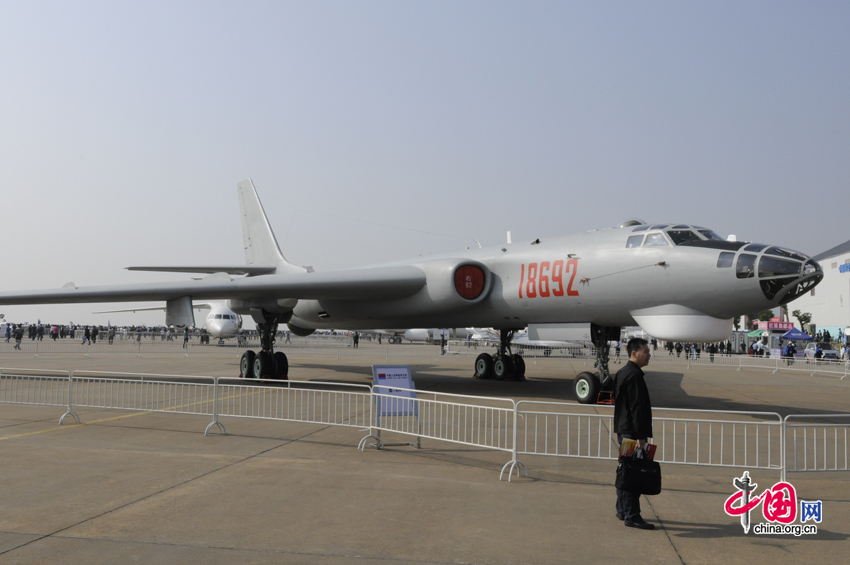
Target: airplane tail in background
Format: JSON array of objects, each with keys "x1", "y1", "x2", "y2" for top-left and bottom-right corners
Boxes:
[{"x1": 237, "y1": 179, "x2": 305, "y2": 276}]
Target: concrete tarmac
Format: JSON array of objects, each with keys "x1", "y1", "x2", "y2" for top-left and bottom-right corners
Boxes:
[{"x1": 0, "y1": 345, "x2": 848, "y2": 564}]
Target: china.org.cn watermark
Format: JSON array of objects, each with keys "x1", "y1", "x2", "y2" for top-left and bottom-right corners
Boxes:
[{"x1": 723, "y1": 471, "x2": 822, "y2": 536}]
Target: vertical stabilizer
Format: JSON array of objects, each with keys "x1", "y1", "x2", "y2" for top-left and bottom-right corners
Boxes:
[{"x1": 237, "y1": 179, "x2": 305, "y2": 275}]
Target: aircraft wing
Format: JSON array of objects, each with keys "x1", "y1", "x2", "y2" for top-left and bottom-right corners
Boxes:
[
  {"x1": 126, "y1": 266, "x2": 277, "y2": 275},
  {"x1": 0, "y1": 266, "x2": 426, "y2": 305}
]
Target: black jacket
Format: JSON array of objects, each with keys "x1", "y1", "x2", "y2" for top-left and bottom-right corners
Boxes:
[{"x1": 613, "y1": 360, "x2": 653, "y2": 439}]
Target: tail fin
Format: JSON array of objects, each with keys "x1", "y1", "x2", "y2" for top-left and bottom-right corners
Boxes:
[{"x1": 237, "y1": 179, "x2": 305, "y2": 275}]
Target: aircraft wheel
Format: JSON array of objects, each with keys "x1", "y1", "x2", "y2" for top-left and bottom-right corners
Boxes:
[
  {"x1": 273, "y1": 351, "x2": 289, "y2": 380},
  {"x1": 513, "y1": 354, "x2": 526, "y2": 378},
  {"x1": 240, "y1": 350, "x2": 256, "y2": 379},
  {"x1": 254, "y1": 351, "x2": 274, "y2": 379},
  {"x1": 493, "y1": 355, "x2": 515, "y2": 380},
  {"x1": 574, "y1": 371, "x2": 600, "y2": 404},
  {"x1": 474, "y1": 353, "x2": 494, "y2": 379}
]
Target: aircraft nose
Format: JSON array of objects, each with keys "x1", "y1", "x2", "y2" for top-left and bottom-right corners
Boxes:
[{"x1": 755, "y1": 247, "x2": 823, "y2": 304}]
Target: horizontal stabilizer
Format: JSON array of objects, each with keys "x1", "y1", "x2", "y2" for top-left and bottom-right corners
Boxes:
[{"x1": 127, "y1": 266, "x2": 277, "y2": 276}]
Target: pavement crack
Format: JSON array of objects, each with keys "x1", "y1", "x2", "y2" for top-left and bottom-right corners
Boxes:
[
  {"x1": 644, "y1": 496, "x2": 686, "y2": 565},
  {"x1": 0, "y1": 424, "x2": 332, "y2": 557}
]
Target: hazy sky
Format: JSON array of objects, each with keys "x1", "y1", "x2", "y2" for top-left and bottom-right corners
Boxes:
[{"x1": 1, "y1": 1, "x2": 847, "y2": 327}]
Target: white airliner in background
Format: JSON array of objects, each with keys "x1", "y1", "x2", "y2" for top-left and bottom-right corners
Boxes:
[
  {"x1": 94, "y1": 302, "x2": 242, "y2": 341},
  {"x1": 0, "y1": 178, "x2": 824, "y2": 403}
]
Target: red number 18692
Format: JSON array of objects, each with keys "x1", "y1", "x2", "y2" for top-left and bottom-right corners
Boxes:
[{"x1": 518, "y1": 259, "x2": 579, "y2": 299}]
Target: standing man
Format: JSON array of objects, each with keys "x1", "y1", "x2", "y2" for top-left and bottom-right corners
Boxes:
[{"x1": 613, "y1": 338, "x2": 655, "y2": 530}]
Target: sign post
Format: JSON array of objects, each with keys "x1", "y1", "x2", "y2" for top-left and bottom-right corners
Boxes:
[{"x1": 358, "y1": 365, "x2": 420, "y2": 450}]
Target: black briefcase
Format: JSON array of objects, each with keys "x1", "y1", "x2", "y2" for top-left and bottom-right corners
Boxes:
[{"x1": 616, "y1": 454, "x2": 662, "y2": 495}]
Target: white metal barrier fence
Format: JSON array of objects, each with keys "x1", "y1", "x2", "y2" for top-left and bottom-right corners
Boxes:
[
  {"x1": 212, "y1": 378, "x2": 372, "y2": 436},
  {"x1": 784, "y1": 415, "x2": 850, "y2": 476},
  {"x1": 0, "y1": 368, "x2": 71, "y2": 410},
  {"x1": 360, "y1": 386, "x2": 516, "y2": 454},
  {"x1": 1, "y1": 369, "x2": 847, "y2": 483},
  {"x1": 511, "y1": 402, "x2": 783, "y2": 480}
]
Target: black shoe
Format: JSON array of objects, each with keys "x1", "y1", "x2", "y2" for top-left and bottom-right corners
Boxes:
[
  {"x1": 625, "y1": 518, "x2": 655, "y2": 530},
  {"x1": 616, "y1": 513, "x2": 625, "y2": 521}
]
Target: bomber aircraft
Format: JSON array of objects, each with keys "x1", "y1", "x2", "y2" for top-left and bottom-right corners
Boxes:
[{"x1": 0, "y1": 179, "x2": 824, "y2": 403}]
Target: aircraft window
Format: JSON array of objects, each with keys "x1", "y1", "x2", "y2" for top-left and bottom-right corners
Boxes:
[
  {"x1": 667, "y1": 230, "x2": 701, "y2": 245},
  {"x1": 736, "y1": 254, "x2": 756, "y2": 278},
  {"x1": 632, "y1": 225, "x2": 649, "y2": 232},
  {"x1": 643, "y1": 233, "x2": 669, "y2": 247},
  {"x1": 778, "y1": 275, "x2": 822, "y2": 304},
  {"x1": 744, "y1": 243, "x2": 768, "y2": 252},
  {"x1": 626, "y1": 235, "x2": 644, "y2": 248},
  {"x1": 699, "y1": 230, "x2": 724, "y2": 241},
  {"x1": 760, "y1": 277, "x2": 796, "y2": 300},
  {"x1": 214, "y1": 314, "x2": 222, "y2": 319},
  {"x1": 650, "y1": 224, "x2": 669, "y2": 230},
  {"x1": 759, "y1": 256, "x2": 802, "y2": 278},
  {"x1": 671, "y1": 224, "x2": 690, "y2": 229},
  {"x1": 717, "y1": 252, "x2": 734, "y2": 268},
  {"x1": 765, "y1": 246, "x2": 808, "y2": 262}
]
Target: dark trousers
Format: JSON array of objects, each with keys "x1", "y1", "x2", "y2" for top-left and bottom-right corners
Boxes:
[{"x1": 616, "y1": 433, "x2": 643, "y2": 521}]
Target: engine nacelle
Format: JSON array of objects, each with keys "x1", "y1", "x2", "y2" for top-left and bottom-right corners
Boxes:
[
  {"x1": 287, "y1": 323, "x2": 315, "y2": 337},
  {"x1": 630, "y1": 305, "x2": 731, "y2": 342},
  {"x1": 403, "y1": 329, "x2": 430, "y2": 342}
]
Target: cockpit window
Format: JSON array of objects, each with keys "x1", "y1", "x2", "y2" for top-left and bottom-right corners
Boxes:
[
  {"x1": 626, "y1": 235, "x2": 644, "y2": 248},
  {"x1": 698, "y1": 230, "x2": 723, "y2": 241},
  {"x1": 717, "y1": 252, "x2": 734, "y2": 268},
  {"x1": 744, "y1": 243, "x2": 768, "y2": 252},
  {"x1": 759, "y1": 256, "x2": 802, "y2": 278},
  {"x1": 214, "y1": 314, "x2": 222, "y2": 319},
  {"x1": 643, "y1": 233, "x2": 669, "y2": 247},
  {"x1": 650, "y1": 224, "x2": 669, "y2": 230},
  {"x1": 671, "y1": 224, "x2": 689, "y2": 229},
  {"x1": 667, "y1": 230, "x2": 701, "y2": 245},
  {"x1": 736, "y1": 254, "x2": 756, "y2": 278},
  {"x1": 765, "y1": 246, "x2": 809, "y2": 262},
  {"x1": 632, "y1": 225, "x2": 649, "y2": 232}
]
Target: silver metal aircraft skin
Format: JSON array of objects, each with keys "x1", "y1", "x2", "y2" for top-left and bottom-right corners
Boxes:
[{"x1": 0, "y1": 179, "x2": 824, "y2": 394}]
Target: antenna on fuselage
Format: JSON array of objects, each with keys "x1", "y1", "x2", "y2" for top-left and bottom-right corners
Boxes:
[{"x1": 507, "y1": 231, "x2": 512, "y2": 244}]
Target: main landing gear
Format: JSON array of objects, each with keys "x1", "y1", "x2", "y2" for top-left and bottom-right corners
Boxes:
[
  {"x1": 574, "y1": 324, "x2": 620, "y2": 404},
  {"x1": 473, "y1": 329, "x2": 526, "y2": 381},
  {"x1": 240, "y1": 312, "x2": 289, "y2": 380}
]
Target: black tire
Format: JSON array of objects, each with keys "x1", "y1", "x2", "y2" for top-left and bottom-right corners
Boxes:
[
  {"x1": 254, "y1": 351, "x2": 274, "y2": 379},
  {"x1": 240, "y1": 350, "x2": 256, "y2": 379},
  {"x1": 493, "y1": 355, "x2": 515, "y2": 380},
  {"x1": 513, "y1": 354, "x2": 526, "y2": 378},
  {"x1": 574, "y1": 371, "x2": 600, "y2": 404},
  {"x1": 474, "y1": 353, "x2": 494, "y2": 379},
  {"x1": 273, "y1": 351, "x2": 289, "y2": 380}
]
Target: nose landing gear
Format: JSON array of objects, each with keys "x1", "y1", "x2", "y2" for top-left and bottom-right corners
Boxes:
[
  {"x1": 574, "y1": 324, "x2": 619, "y2": 404},
  {"x1": 239, "y1": 312, "x2": 289, "y2": 380},
  {"x1": 473, "y1": 329, "x2": 525, "y2": 381}
]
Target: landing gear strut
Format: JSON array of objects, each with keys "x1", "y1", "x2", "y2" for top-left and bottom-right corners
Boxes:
[
  {"x1": 240, "y1": 311, "x2": 289, "y2": 380},
  {"x1": 574, "y1": 323, "x2": 619, "y2": 404},
  {"x1": 474, "y1": 328, "x2": 525, "y2": 381}
]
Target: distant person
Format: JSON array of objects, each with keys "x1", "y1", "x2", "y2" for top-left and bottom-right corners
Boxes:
[
  {"x1": 4, "y1": 324, "x2": 10, "y2": 343},
  {"x1": 91, "y1": 325, "x2": 99, "y2": 344},
  {"x1": 83, "y1": 326, "x2": 90, "y2": 345},
  {"x1": 284, "y1": 331, "x2": 291, "y2": 344},
  {"x1": 665, "y1": 341, "x2": 673, "y2": 356},
  {"x1": 352, "y1": 332, "x2": 359, "y2": 348},
  {"x1": 183, "y1": 327, "x2": 189, "y2": 349},
  {"x1": 614, "y1": 341, "x2": 622, "y2": 363},
  {"x1": 709, "y1": 343, "x2": 716, "y2": 363},
  {"x1": 108, "y1": 326, "x2": 116, "y2": 345},
  {"x1": 613, "y1": 338, "x2": 655, "y2": 530},
  {"x1": 13, "y1": 325, "x2": 23, "y2": 350},
  {"x1": 675, "y1": 342, "x2": 682, "y2": 358}
]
